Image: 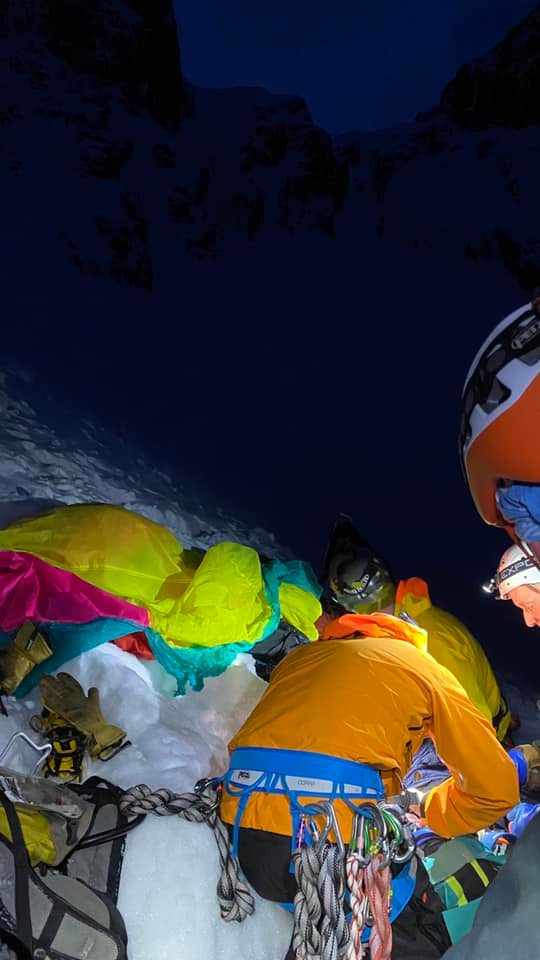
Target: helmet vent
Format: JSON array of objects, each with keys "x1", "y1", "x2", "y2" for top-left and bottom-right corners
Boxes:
[{"x1": 480, "y1": 378, "x2": 510, "y2": 414}]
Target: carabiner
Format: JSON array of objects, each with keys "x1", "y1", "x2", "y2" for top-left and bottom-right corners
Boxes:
[
  {"x1": 392, "y1": 822, "x2": 416, "y2": 864},
  {"x1": 350, "y1": 812, "x2": 371, "y2": 866},
  {"x1": 298, "y1": 801, "x2": 325, "y2": 843},
  {"x1": 308, "y1": 800, "x2": 345, "y2": 855},
  {"x1": 321, "y1": 802, "x2": 345, "y2": 856},
  {"x1": 194, "y1": 776, "x2": 223, "y2": 813},
  {"x1": 379, "y1": 801, "x2": 416, "y2": 864},
  {"x1": 194, "y1": 776, "x2": 221, "y2": 795}
]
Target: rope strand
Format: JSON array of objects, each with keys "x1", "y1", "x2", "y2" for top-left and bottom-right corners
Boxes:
[{"x1": 121, "y1": 783, "x2": 255, "y2": 922}]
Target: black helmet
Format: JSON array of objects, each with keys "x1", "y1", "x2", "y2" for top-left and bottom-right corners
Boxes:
[{"x1": 323, "y1": 515, "x2": 394, "y2": 611}]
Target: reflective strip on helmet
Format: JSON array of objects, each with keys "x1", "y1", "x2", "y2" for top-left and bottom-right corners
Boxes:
[
  {"x1": 496, "y1": 554, "x2": 540, "y2": 596},
  {"x1": 498, "y1": 556, "x2": 535, "y2": 583}
]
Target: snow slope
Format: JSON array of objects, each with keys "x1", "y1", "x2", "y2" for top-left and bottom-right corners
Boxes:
[{"x1": 0, "y1": 368, "x2": 286, "y2": 558}]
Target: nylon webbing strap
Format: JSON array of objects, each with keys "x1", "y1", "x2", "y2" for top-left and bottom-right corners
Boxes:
[
  {"x1": 38, "y1": 901, "x2": 65, "y2": 953},
  {"x1": 0, "y1": 789, "x2": 33, "y2": 955}
]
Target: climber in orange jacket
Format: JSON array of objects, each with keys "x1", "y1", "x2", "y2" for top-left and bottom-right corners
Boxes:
[
  {"x1": 220, "y1": 611, "x2": 518, "y2": 960},
  {"x1": 322, "y1": 515, "x2": 511, "y2": 741}
]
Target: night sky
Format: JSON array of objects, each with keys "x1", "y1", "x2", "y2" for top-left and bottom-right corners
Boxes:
[
  {"x1": 4, "y1": 0, "x2": 540, "y2": 682},
  {"x1": 175, "y1": 0, "x2": 538, "y2": 133}
]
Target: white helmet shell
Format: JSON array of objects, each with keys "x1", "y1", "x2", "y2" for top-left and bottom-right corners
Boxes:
[{"x1": 497, "y1": 544, "x2": 540, "y2": 599}]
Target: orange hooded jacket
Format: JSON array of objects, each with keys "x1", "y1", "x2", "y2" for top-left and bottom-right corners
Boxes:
[{"x1": 220, "y1": 612, "x2": 518, "y2": 840}]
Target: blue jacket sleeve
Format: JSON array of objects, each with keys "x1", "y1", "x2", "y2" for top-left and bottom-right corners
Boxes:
[{"x1": 497, "y1": 485, "x2": 540, "y2": 541}]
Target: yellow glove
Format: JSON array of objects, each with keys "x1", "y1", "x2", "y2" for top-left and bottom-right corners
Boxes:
[
  {"x1": 0, "y1": 622, "x2": 52, "y2": 695},
  {"x1": 39, "y1": 673, "x2": 127, "y2": 760}
]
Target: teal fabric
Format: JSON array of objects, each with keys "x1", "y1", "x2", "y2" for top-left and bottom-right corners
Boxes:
[
  {"x1": 260, "y1": 559, "x2": 322, "y2": 642},
  {"x1": 443, "y1": 901, "x2": 481, "y2": 945},
  {"x1": 423, "y1": 835, "x2": 507, "y2": 946},
  {"x1": 424, "y1": 836, "x2": 505, "y2": 887},
  {"x1": 0, "y1": 618, "x2": 151, "y2": 697},
  {"x1": 147, "y1": 629, "x2": 252, "y2": 694},
  {"x1": 0, "y1": 618, "x2": 253, "y2": 699}
]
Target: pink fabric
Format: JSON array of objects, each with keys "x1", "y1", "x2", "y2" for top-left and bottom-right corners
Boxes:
[{"x1": 0, "y1": 550, "x2": 150, "y2": 631}]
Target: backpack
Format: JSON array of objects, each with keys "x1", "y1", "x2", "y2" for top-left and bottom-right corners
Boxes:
[{"x1": 0, "y1": 772, "x2": 143, "y2": 959}]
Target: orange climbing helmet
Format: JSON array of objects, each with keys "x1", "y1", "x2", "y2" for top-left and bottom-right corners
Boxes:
[{"x1": 459, "y1": 290, "x2": 540, "y2": 526}]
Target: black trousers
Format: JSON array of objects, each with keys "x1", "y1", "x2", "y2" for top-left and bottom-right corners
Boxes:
[{"x1": 233, "y1": 826, "x2": 451, "y2": 960}]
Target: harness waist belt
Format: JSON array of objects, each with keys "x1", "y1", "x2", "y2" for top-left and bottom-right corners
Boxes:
[
  {"x1": 222, "y1": 746, "x2": 415, "y2": 942},
  {"x1": 227, "y1": 747, "x2": 385, "y2": 799}
]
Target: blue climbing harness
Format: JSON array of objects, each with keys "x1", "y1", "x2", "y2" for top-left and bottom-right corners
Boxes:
[{"x1": 221, "y1": 746, "x2": 416, "y2": 939}]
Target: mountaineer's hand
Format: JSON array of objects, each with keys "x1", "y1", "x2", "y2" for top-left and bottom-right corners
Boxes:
[{"x1": 510, "y1": 742, "x2": 540, "y2": 793}]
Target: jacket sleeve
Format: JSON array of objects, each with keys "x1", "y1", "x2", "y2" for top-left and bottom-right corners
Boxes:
[{"x1": 423, "y1": 666, "x2": 519, "y2": 837}]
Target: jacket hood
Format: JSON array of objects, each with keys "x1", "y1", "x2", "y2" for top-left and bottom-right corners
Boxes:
[
  {"x1": 321, "y1": 610, "x2": 428, "y2": 653},
  {"x1": 394, "y1": 578, "x2": 432, "y2": 621}
]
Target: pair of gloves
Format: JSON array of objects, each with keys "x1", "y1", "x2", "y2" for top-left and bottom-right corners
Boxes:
[
  {"x1": 0, "y1": 621, "x2": 126, "y2": 760},
  {"x1": 0, "y1": 623, "x2": 125, "y2": 761}
]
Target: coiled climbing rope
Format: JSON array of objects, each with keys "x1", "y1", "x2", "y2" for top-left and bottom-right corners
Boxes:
[
  {"x1": 346, "y1": 851, "x2": 392, "y2": 960},
  {"x1": 292, "y1": 830, "x2": 350, "y2": 960},
  {"x1": 120, "y1": 779, "x2": 254, "y2": 922},
  {"x1": 365, "y1": 857, "x2": 392, "y2": 960}
]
